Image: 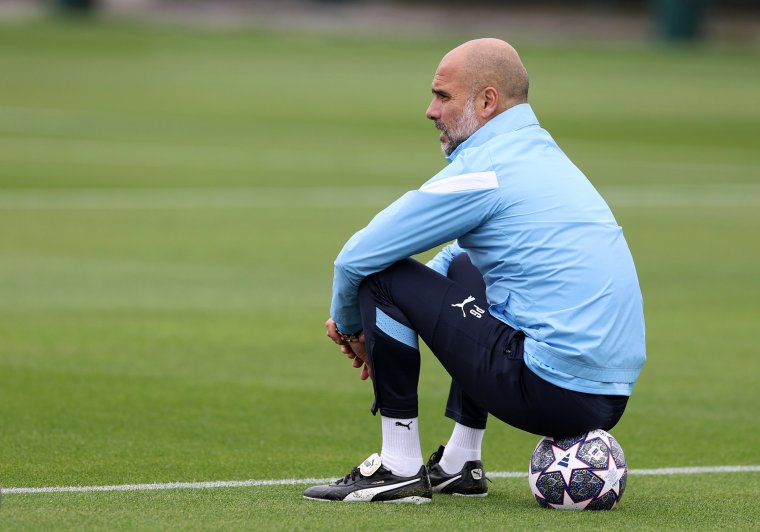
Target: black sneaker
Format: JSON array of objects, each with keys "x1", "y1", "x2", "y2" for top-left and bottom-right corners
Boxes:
[
  {"x1": 303, "y1": 453, "x2": 432, "y2": 504},
  {"x1": 427, "y1": 445, "x2": 488, "y2": 497}
]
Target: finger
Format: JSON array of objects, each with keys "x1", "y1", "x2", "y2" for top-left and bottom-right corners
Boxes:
[
  {"x1": 349, "y1": 345, "x2": 367, "y2": 363},
  {"x1": 360, "y1": 363, "x2": 370, "y2": 380},
  {"x1": 341, "y1": 343, "x2": 355, "y2": 355},
  {"x1": 325, "y1": 319, "x2": 343, "y2": 344}
]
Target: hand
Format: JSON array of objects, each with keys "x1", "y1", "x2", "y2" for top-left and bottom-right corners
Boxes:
[
  {"x1": 348, "y1": 333, "x2": 371, "y2": 380},
  {"x1": 325, "y1": 318, "x2": 372, "y2": 380}
]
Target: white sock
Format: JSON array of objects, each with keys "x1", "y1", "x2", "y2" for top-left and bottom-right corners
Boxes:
[
  {"x1": 380, "y1": 416, "x2": 423, "y2": 477},
  {"x1": 439, "y1": 423, "x2": 485, "y2": 475}
]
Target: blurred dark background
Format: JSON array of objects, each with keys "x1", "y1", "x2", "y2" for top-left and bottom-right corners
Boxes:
[{"x1": 4, "y1": 0, "x2": 756, "y2": 44}]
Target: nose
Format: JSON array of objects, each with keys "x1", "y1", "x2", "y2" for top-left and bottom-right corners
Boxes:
[{"x1": 426, "y1": 98, "x2": 439, "y2": 121}]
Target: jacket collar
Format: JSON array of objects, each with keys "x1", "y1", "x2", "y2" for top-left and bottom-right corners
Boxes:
[{"x1": 446, "y1": 103, "x2": 540, "y2": 163}]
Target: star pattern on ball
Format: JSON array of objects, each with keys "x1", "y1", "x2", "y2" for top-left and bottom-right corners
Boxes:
[
  {"x1": 528, "y1": 470, "x2": 544, "y2": 499},
  {"x1": 544, "y1": 442, "x2": 589, "y2": 485},
  {"x1": 548, "y1": 491, "x2": 592, "y2": 510},
  {"x1": 589, "y1": 429, "x2": 613, "y2": 450},
  {"x1": 591, "y1": 452, "x2": 626, "y2": 497}
]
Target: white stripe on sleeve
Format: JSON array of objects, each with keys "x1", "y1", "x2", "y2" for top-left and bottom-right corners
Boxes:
[{"x1": 419, "y1": 171, "x2": 498, "y2": 194}]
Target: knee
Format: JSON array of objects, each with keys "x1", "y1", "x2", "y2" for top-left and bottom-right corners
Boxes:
[
  {"x1": 447, "y1": 254, "x2": 486, "y2": 294},
  {"x1": 359, "y1": 259, "x2": 417, "y2": 300},
  {"x1": 451, "y1": 253, "x2": 473, "y2": 267}
]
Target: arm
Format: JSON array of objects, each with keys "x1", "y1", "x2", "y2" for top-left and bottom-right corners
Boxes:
[
  {"x1": 426, "y1": 241, "x2": 465, "y2": 276},
  {"x1": 330, "y1": 169, "x2": 501, "y2": 333}
]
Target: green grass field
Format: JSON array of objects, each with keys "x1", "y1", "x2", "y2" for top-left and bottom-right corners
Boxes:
[{"x1": 1, "y1": 18, "x2": 759, "y2": 529}]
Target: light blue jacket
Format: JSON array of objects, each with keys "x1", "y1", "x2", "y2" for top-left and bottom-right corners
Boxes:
[{"x1": 331, "y1": 103, "x2": 645, "y2": 395}]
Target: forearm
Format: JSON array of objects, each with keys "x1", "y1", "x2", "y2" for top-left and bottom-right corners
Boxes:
[
  {"x1": 426, "y1": 241, "x2": 464, "y2": 276},
  {"x1": 330, "y1": 181, "x2": 497, "y2": 331}
]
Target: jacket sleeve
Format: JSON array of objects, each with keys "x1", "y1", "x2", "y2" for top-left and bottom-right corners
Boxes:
[
  {"x1": 426, "y1": 241, "x2": 465, "y2": 276},
  {"x1": 330, "y1": 171, "x2": 501, "y2": 333}
]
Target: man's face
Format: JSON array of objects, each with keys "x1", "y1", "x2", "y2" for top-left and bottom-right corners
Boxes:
[{"x1": 425, "y1": 61, "x2": 481, "y2": 156}]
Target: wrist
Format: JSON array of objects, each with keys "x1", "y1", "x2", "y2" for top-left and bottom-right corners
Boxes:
[{"x1": 337, "y1": 329, "x2": 362, "y2": 343}]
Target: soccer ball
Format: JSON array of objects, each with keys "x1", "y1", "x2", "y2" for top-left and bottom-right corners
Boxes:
[{"x1": 528, "y1": 429, "x2": 627, "y2": 510}]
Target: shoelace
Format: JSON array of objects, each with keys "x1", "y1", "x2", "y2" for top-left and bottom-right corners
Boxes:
[
  {"x1": 426, "y1": 447, "x2": 444, "y2": 467},
  {"x1": 335, "y1": 467, "x2": 362, "y2": 485}
]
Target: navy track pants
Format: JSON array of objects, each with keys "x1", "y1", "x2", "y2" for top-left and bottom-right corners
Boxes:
[{"x1": 358, "y1": 255, "x2": 628, "y2": 437}]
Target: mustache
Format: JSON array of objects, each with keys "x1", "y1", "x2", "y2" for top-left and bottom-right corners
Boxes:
[{"x1": 435, "y1": 121, "x2": 446, "y2": 132}]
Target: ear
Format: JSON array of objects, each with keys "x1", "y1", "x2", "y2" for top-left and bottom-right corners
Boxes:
[{"x1": 478, "y1": 86, "x2": 500, "y2": 119}]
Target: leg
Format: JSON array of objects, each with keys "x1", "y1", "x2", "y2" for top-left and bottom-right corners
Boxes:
[
  {"x1": 304, "y1": 256, "x2": 628, "y2": 503},
  {"x1": 359, "y1": 257, "x2": 627, "y2": 437},
  {"x1": 358, "y1": 257, "x2": 518, "y2": 425},
  {"x1": 357, "y1": 256, "x2": 509, "y2": 495},
  {"x1": 443, "y1": 254, "x2": 491, "y2": 429},
  {"x1": 437, "y1": 255, "x2": 489, "y2": 479}
]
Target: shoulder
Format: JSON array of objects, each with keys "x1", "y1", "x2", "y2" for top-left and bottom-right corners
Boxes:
[{"x1": 421, "y1": 145, "x2": 499, "y2": 194}]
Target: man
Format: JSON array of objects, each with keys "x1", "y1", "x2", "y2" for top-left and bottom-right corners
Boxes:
[{"x1": 303, "y1": 38, "x2": 645, "y2": 504}]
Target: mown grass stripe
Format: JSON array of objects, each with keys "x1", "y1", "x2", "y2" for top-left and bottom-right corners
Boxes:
[
  {"x1": 5, "y1": 465, "x2": 760, "y2": 495},
  {"x1": 0, "y1": 184, "x2": 759, "y2": 210}
]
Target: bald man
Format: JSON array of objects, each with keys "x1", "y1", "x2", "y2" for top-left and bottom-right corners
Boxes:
[{"x1": 304, "y1": 39, "x2": 645, "y2": 504}]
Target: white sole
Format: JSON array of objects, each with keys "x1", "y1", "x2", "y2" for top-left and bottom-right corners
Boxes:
[
  {"x1": 303, "y1": 495, "x2": 432, "y2": 504},
  {"x1": 382, "y1": 496, "x2": 432, "y2": 504}
]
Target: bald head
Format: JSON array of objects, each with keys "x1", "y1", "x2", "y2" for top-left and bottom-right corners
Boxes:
[
  {"x1": 440, "y1": 38, "x2": 529, "y2": 109},
  {"x1": 426, "y1": 39, "x2": 530, "y2": 155}
]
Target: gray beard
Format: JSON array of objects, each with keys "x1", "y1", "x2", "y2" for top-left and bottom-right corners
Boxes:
[{"x1": 437, "y1": 98, "x2": 480, "y2": 156}]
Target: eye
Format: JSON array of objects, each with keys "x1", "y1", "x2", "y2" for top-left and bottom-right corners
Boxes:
[
  {"x1": 432, "y1": 89, "x2": 450, "y2": 102},
  {"x1": 435, "y1": 92, "x2": 450, "y2": 102}
]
